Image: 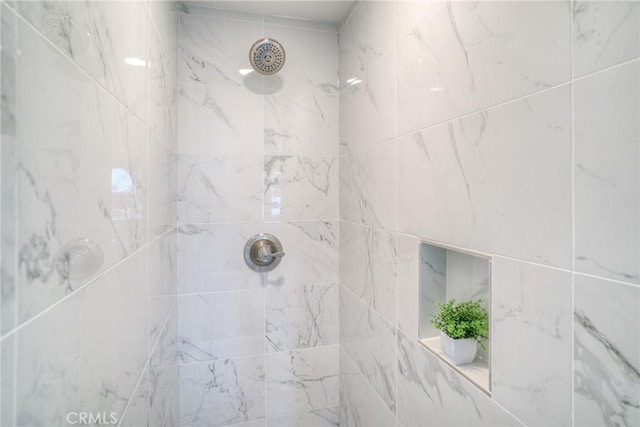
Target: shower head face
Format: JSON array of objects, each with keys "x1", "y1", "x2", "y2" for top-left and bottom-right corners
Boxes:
[{"x1": 249, "y1": 38, "x2": 285, "y2": 75}]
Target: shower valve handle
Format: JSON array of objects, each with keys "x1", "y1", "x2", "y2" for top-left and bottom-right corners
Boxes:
[{"x1": 256, "y1": 245, "x2": 286, "y2": 262}]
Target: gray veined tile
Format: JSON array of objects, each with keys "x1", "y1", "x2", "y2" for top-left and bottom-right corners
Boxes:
[
  {"x1": 396, "y1": 0, "x2": 570, "y2": 133},
  {"x1": 177, "y1": 291, "x2": 265, "y2": 363},
  {"x1": 18, "y1": 0, "x2": 150, "y2": 122},
  {"x1": 339, "y1": 1, "x2": 396, "y2": 81},
  {"x1": 574, "y1": 275, "x2": 640, "y2": 427},
  {"x1": 263, "y1": 24, "x2": 339, "y2": 95},
  {"x1": 266, "y1": 345, "x2": 339, "y2": 419},
  {"x1": 178, "y1": 356, "x2": 266, "y2": 427},
  {"x1": 264, "y1": 156, "x2": 339, "y2": 222},
  {"x1": 267, "y1": 406, "x2": 339, "y2": 427},
  {"x1": 491, "y1": 257, "x2": 572, "y2": 427},
  {"x1": 178, "y1": 12, "x2": 264, "y2": 86},
  {"x1": 150, "y1": 365, "x2": 179, "y2": 427},
  {"x1": 266, "y1": 283, "x2": 339, "y2": 352},
  {"x1": 15, "y1": 16, "x2": 151, "y2": 321},
  {"x1": 397, "y1": 330, "x2": 522, "y2": 427},
  {"x1": 150, "y1": 24, "x2": 178, "y2": 148},
  {"x1": 1, "y1": 2, "x2": 18, "y2": 336},
  {"x1": 15, "y1": 252, "x2": 149, "y2": 425},
  {"x1": 177, "y1": 221, "x2": 338, "y2": 294},
  {"x1": 398, "y1": 85, "x2": 572, "y2": 269},
  {"x1": 339, "y1": 51, "x2": 396, "y2": 154},
  {"x1": 340, "y1": 139, "x2": 397, "y2": 231},
  {"x1": 339, "y1": 347, "x2": 396, "y2": 427},
  {"x1": 177, "y1": 153, "x2": 263, "y2": 224},
  {"x1": 340, "y1": 222, "x2": 397, "y2": 324},
  {"x1": 177, "y1": 83, "x2": 264, "y2": 157},
  {"x1": 265, "y1": 92, "x2": 339, "y2": 157},
  {"x1": 574, "y1": 61, "x2": 640, "y2": 284},
  {"x1": 573, "y1": 1, "x2": 640, "y2": 77},
  {"x1": 339, "y1": 286, "x2": 396, "y2": 414}
]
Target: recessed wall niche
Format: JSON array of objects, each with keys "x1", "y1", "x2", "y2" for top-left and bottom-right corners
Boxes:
[{"x1": 419, "y1": 240, "x2": 492, "y2": 394}]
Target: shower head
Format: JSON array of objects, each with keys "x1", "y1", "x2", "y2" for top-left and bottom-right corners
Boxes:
[{"x1": 249, "y1": 38, "x2": 285, "y2": 75}]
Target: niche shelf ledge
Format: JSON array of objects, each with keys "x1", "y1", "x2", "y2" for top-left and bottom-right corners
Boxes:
[{"x1": 419, "y1": 337, "x2": 490, "y2": 395}]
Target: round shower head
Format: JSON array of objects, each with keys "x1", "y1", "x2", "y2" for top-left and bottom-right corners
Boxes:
[{"x1": 249, "y1": 38, "x2": 285, "y2": 75}]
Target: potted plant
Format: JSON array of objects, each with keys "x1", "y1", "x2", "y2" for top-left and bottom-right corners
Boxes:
[{"x1": 430, "y1": 299, "x2": 488, "y2": 365}]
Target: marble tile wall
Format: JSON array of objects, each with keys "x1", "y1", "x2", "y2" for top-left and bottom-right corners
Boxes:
[
  {"x1": 0, "y1": 1, "x2": 179, "y2": 425},
  {"x1": 339, "y1": 1, "x2": 640, "y2": 426},
  {"x1": 175, "y1": 4, "x2": 340, "y2": 426}
]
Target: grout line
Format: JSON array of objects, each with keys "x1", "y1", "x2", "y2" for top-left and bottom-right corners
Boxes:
[
  {"x1": 8, "y1": 4, "x2": 19, "y2": 425},
  {"x1": 339, "y1": 339, "x2": 396, "y2": 420},
  {"x1": 6, "y1": 1, "x2": 153, "y2": 133},
  {"x1": 348, "y1": 219, "x2": 640, "y2": 288},
  {"x1": 392, "y1": 2, "x2": 399, "y2": 421},
  {"x1": 0, "y1": 227, "x2": 177, "y2": 344},
  {"x1": 343, "y1": 56, "x2": 640, "y2": 158},
  {"x1": 570, "y1": 1, "x2": 576, "y2": 425},
  {"x1": 118, "y1": 301, "x2": 176, "y2": 427}
]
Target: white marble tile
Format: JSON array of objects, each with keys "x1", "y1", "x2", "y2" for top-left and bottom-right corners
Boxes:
[
  {"x1": 265, "y1": 92, "x2": 338, "y2": 157},
  {"x1": 266, "y1": 283, "x2": 338, "y2": 352},
  {"x1": 574, "y1": 275, "x2": 640, "y2": 427},
  {"x1": 149, "y1": 134, "x2": 177, "y2": 239},
  {"x1": 418, "y1": 244, "x2": 446, "y2": 340},
  {"x1": 339, "y1": 1, "x2": 395, "y2": 81},
  {"x1": 78, "y1": 250, "x2": 149, "y2": 376},
  {"x1": 574, "y1": 62, "x2": 639, "y2": 284},
  {"x1": 77, "y1": 370, "x2": 143, "y2": 425},
  {"x1": 150, "y1": 365, "x2": 179, "y2": 427},
  {"x1": 340, "y1": 139, "x2": 396, "y2": 230},
  {"x1": 396, "y1": 1, "x2": 445, "y2": 42},
  {"x1": 397, "y1": 330, "x2": 522, "y2": 427},
  {"x1": 396, "y1": 1, "x2": 570, "y2": 134},
  {"x1": 491, "y1": 257, "x2": 572, "y2": 426},
  {"x1": 178, "y1": 221, "x2": 338, "y2": 294},
  {"x1": 396, "y1": 234, "x2": 419, "y2": 339},
  {"x1": 263, "y1": 24, "x2": 339, "y2": 95},
  {"x1": 177, "y1": 290, "x2": 265, "y2": 363},
  {"x1": 177, "y1": 153, "x2": 263, "y2": 224},
  {"x1": 151, "y1": 305, "x2": 179, "y2": 370},
  {"x1": 178, "y1": 356, "x2": 266, "y2": 427},
  {"x1": 266, "y1": 345, "x2": 339, "y2": 419},
  {"x1": 340, "y1": 222, "x2": 397, "y2": 323},
  {"x1": 18, "y1": 0, "x2": 150, "y2": 122},
  {"x1": 268, "y1": 406, "x2": 339, "y2": 427},
  {"x1": 339, "y1": 51, "x2": 396, "y2": 154},
  {"x1": 120, "y1": 370, "x2": 151, "y2": 427},
  {"x1": 15, "y1": 250, "x2": 149, "y2": 425},
  {"x1": 339, "y1": 347, "x2": 397, "y2": 427},
  {"x1": 264, "y1": 156, "x2": 338, "y2": 221},
  {"x1": 398, "y1": 86, "x2": 572, "y2": 268},
  {"x1": 1, "y1": 3, "x2": 17, "y2": 336},
  {"x1": 1, "y1": 335, "x2": 15, "y2": 427},
  {"x1": 573, "y1": 1, "x2": 640, "y2": 77},
  {"x1": 150, "y1": 23, "x2": 178, "y2": 148},
  {"x1": 16, "y1": 17, "x2": 151, "y2": 321},
  {"x1": 339, "y1": 286, "x2": 396, "y2": 413},
  {"x1": 149, "y1": 233, "x2": 177, "y2": 352},
  {"x1": 177, "y1": 83, "x2": 264, "y2": 157},
  {"x1": 178, "y1": 12, "x2": 264, "y2": 86}
]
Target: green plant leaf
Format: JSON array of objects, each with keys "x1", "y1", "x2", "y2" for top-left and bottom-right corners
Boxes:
[{"x1": 430, "y1": 299, "x2": 489, "y2": 348}]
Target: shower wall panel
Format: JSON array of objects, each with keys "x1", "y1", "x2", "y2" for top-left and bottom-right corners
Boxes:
[
  {"x1": 175, "y1": 5, "x2": 340, "y2": 427},
  {"x1": 339, "y1": 1, "x2": 639, "y2": 427},
  {"x1": 0, "y1": 1, "x2": 180, "y2": 425}
]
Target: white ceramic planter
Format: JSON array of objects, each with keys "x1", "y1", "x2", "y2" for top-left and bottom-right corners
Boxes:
[{"x1": 440, "y1": 332, "x2": 478, "y2": 365}]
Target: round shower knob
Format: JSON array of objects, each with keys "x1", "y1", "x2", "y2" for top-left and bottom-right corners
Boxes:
[{"x1": 244, "y1": 233, "x2": 285, "y2": 272}]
